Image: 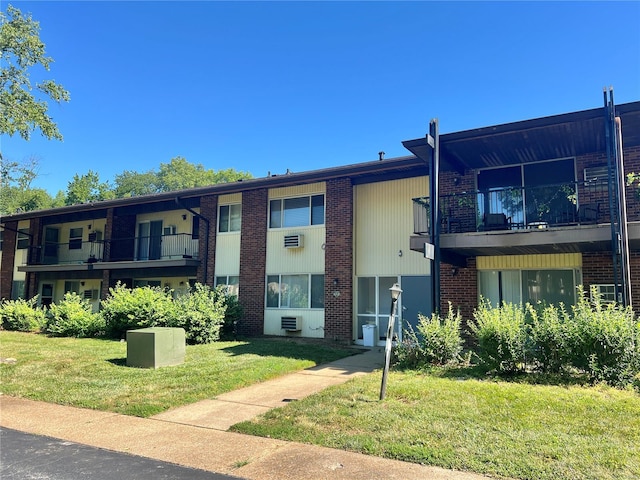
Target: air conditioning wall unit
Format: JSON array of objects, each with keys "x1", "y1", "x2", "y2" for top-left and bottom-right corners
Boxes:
[
  {"x1": 284, "y1": 234, "x2": 304, "y2": 249},
  {"x1": 281, "y1": 316, "x2": 302, "y2": 332},
  {"x1": 83, "y1": 289, "x2": 99, "y2": 300}
]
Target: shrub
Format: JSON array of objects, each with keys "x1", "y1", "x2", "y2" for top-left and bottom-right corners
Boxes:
[
  {"x1": 527, "y1": 302, "x2": 573, "y2": 373},
  {"x1": 469, "y1": 299, "x2": 528, "y2": 373},
  {"x1": 0, "y1": 297, "x2": 46, "y2": 332},
  {"x1": 100, "y1": 283, "x2": 175, "y2": 339},
  {"x1": 569, "y1": 286, "x2": 639, "y2": 387},
  {"x1": 45, "y1": 292, "x2": 104, "y2": 338},
  {"x1": 168, "y1": 283, "x2": 227, "y2": 344},
  {"x1": 221, "y1": 293, "x2": 243, "y2": 340},
  {"x1": 394, "y1": 304, "x2": 463, "y2": 368}
]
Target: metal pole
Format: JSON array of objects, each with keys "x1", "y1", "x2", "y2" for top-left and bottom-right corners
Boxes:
[
  {"x1": 380, "y1": 283, "x2": 402, "y2": 401},
  {"x1": 379, "y1": 298, "x2": 398, "y2": 401},
  {"x1": 429, "y1": 119, "x2": 440, "y2": 315}
]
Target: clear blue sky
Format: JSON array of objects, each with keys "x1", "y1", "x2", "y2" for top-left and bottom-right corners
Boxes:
[{"x1": 2, "y1": 1, "x2": 639, "y2": 195}]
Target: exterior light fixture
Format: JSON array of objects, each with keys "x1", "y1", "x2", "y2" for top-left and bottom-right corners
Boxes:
[{"x1": 380, "y1": 283, "x2": 402, "y2": 400}]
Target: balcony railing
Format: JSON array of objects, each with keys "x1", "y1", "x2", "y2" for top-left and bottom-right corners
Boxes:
[
  {"x1": 28, "y1": 233, "x2": 198, "y2": 265},
  {"x1": 413, "y1": 179, "x2": 618, "y2": 235}
]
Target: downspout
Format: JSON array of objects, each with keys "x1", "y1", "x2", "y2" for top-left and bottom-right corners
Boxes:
[{"x1": 175, "y1": 197, "x2": 210, "y2": 284}]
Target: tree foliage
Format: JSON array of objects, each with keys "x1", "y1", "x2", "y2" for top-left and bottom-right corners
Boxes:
[
  {"x1": 0, "y1": 157, "x2": 62, "y2": 214},
  {"x1": 0, "y1": 5, "x2": 70, "y2": 141},
  {"x1": 156, "y1": 156, "x2": 252, "y2": 192},
  {"x1": 65, "y1": 170, "x2": 115, "y2": 205}
]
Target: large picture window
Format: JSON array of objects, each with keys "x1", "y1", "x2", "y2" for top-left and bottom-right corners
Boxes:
[
  {"x1": 479, "y1": 269, "x2": 578, "y2": 307},
  {"x1": 266, "y1": 274, "x2": 324, "y2": 309},
  {"x1": 269, "y1": 195, "x2": 324, "y2": 228},
  {"x1": 215, "y1": 275, "x2": 239, "y2": 296}
]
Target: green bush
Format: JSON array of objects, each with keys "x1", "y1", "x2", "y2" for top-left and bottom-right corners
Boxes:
[
  {"x1": 469, "y1": 299, "x2": 528, "y2": 373},
  {"x1": 44, "y1": 292, "x2": 104, "y2": 338},
  {"x1": 569, "y1": 286, "x2": 639, "y2": 387},
  {"x1": 394, "y1": 303, "x2": 463, "y2": 368},
  {"x1": 168, "y1": 284, "x2": 227, "y2": 344},
  {"x1": 0, "y1": 297, "x2": 46, "y2": 332},
  {"x1": 100, "y1": 283, "x2": 175, "y2": 338},
  {"x1": 527, "y1": 302, "x2": 573, "y2": 373},
  {"x1": 221, "y1": 293, "x2": 243, "y2": 340}
]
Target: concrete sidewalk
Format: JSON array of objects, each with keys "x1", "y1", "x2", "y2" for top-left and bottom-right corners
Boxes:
[{"x1": 0, "y1": 348, "x2": 494, "y2": 480}]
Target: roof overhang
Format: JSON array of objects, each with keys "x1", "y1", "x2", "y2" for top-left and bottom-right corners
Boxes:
[{"x1": 403, "y1": 101, "x2": 640, "y2": 173}]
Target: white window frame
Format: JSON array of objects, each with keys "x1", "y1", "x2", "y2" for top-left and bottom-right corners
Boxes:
[
  {"x1": 269, "y1": 194, "x2": 325, "y2": 229},
  {"x1": 215, "y1": 275, "x2": 240, "y2": 296},
  {"x1": 218, "y1": 204, "x2": 242, "y2": 233},
  {"x1": 266, "y1": 274, "x2": 324, "y2": 309}
]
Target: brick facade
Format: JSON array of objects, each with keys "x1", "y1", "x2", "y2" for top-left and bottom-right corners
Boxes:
[
  {"x1": 324, "y1": 178, "x2": 354, "y2": 343},
  {"x1": 238, "y1": 189, "x2": 268, "y2": 336},
  {"x1": 198, "y1": 195, "x2": 218, "y2": 285},
  {"x1": 0, "y1": 221, "x2": 18, "y2": 300}
]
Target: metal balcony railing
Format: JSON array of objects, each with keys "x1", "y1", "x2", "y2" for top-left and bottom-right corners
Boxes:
[
  {"x1": 27, "y1": 233, "x2": 198, "y2": 265},
  {"x1": 412, "y1": 179, "x2": 619, "y2": 235}
]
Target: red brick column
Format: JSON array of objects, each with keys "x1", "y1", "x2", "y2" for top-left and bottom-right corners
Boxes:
[
  {"x1": 324, "y1": 178, "x2": 354, "y2": 343},
  {"x1": 198, "y1": 195, "x2": 218, "y2": 286},
  {"x1": 439, "y1": 258, "x2": 477, "y2": 325},
  {"x1": 238, "y1": 189, "x2": 268, "y2": 337},
  {"x1": 0, "y1": 221, "x2": 18, "y2": 300}
]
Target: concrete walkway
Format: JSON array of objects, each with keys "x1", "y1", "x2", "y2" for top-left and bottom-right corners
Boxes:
[{"x1": 0, "y1": 348, "x2": 495, "y2": 480}]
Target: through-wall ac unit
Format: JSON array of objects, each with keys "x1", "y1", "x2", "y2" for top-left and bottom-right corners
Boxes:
[
  {"x1": 83, "y1": 289, "x2": 99, "y2": 300},
  {"x1": 284, "y1": 234, "x2": 304, "y2": 249},
  {"x1": 584, "y1": 165, "x2": 611, "y2": 182},
  {"x1": 281, "y1": 316, "x2": 302, "y2": 331}
]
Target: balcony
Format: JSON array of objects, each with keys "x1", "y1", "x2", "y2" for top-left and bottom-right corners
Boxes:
[
  {"x1": 410, "y1": 180, "x2": 640, "y2": 263},
  {"x1": 20, "y1": 233, "x2": 199, "y2": 272}
]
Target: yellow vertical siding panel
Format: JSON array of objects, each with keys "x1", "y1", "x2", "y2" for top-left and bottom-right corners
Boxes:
[
  {"x1": 266, "y1": 227, "x2": 325, "y2": 273},
  {"x1": 269, "y1": 182, "x2": 325, "y2": 199},
  {"x1": 355, "y1": 176, "x2": 430, "y2": 276},
  {"x1": 477, "y1": 253, "x2": 582, "y2": 270},
  {"x1": 215, "y1": 233, "x2": 241, "y2": 275},
  {"x1": 219, "y1": 193, "x2": 242, "y2": 204}
]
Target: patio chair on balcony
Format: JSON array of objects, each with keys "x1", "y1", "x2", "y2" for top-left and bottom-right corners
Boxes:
[
  {"x1": 577, "y1": 203, "x2": 600, "y2": 224},
  {"x1": 482, "y1": 212, "x2": 511, "y2": 231}
]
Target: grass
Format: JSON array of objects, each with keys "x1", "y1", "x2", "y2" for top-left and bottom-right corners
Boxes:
[
  {"x1": 0, "y1": 331, "x2": 355, "y2": 417},
  {"x1": 231, "y1": 369, "x2": 640, "y2": 480}
]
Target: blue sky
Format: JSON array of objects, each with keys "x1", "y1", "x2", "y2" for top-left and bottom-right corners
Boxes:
[{"x1": 2, "y1": 1, "x2": 639, "y2": 195}]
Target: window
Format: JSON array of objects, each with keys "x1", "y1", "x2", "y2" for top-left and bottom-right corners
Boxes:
[
  {"x1": 64, "y1": 281, "x2": 81, "y2": 294},
  {"x1": 11, "y1": 281, "x2": 25, "y2": 300},
  {"x1": 17, "y1": 229, "x2": 29, "y2": 249},
  {"x1": 591, "y1": 284, "x2": 622, "y2": 304},
  {"x1": 269, "y1": 195, "x2": 324, "y2": 228},
  {"x1": 216, "y1": 275, "x2": 239, "y2": 296},
  {"x1": 219, "y1": 204, "x2": 242, "y2": 232},
  {"x1": 69, "y1": 228, "x2": 83, "y2": 250},
  {"x1": 266, "y1": 274, "x2": 324, "y2": 308},
  {"x1": 479, "y1": 269, "x2": 578, "y2": 307},
  {"x1": 163, "y1": 225, "x2": 177, "y2": 236},
  {"x1": 133, "y1": 280, "x2": 162, "y2": 288}
]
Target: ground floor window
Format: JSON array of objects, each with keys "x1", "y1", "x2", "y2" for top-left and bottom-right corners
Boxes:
[
  {"x1": 133, "y1": 279, "x2": 162, "y2": 288},
  {"x1": 479, "y1": 269, "x2": 579, "y2": 307},
  {"x1": 215, "y1": 275, "x2": 239, "y2": 296},
  {"x1": 11, "y1": 281, "x2": 25, "y2": 300},
  {"x1": 266, "y1": 274, "x2": 324, "y2": 309}
]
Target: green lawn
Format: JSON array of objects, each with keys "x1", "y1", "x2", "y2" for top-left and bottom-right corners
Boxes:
[
  {"x1": 232, "y1": 369, "x2": 640, "y2": 480},
  {"x1": 0, "y1": 331, "x2": 355, "y2": 417}
]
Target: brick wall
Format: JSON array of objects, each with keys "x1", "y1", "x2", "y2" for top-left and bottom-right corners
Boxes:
[
  {"x1": 324, "y1": 178, "x2": 354, "y2": 343},
  {"x1": 198, "y1": 195, "x2": 218, "y2": 285},
  {"x1": 440, "y1": 257, "x2": 477, "y2": 324},
  {"x1": 0, "y1": 221, "x2": 17, "y2": 300},
  {"x1": 238, "y1": 188, "x2": 268, "y2": 337}
]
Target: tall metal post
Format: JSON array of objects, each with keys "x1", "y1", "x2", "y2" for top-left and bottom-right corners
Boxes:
[
  {"x1": 429, "y1": 119, "x2": 440, "y2": 314},
  {"x1": 380, "y1": 283, "x2": 402, "y2": 401}
]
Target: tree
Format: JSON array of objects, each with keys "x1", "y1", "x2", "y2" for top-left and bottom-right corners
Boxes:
[
  {"x1": 0, "y1": 156, "x2": 60, "y2": 214},
  {"x1": 113, "y1": 169, "x2": 161, "y2": 198},
  {"x1": 65, "y1": 170, "x2": 114, "y2": 205},
  {"x1": 0, "y1": 5, "x2": 70, "y2": 141},
  {"x1": 156, "y1": 156, "x2": 252, "y2": 192}
]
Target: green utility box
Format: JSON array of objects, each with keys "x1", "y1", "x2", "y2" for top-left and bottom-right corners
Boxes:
[{"x1": 126, "y1": 327, "x2": 186, "y2": 368}]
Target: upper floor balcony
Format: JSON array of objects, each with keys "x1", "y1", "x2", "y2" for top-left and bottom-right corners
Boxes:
[
  {"x1": 410, "y1": 180, "x2": 640, "y2": 264},
  {"x1": 19, "y1": 232, "x2": 199, "y2": 272}
]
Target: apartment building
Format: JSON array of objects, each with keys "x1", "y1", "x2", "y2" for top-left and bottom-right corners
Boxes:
[{"x1": 1, "y1": 100, "x2": 638, "y2": 345}]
